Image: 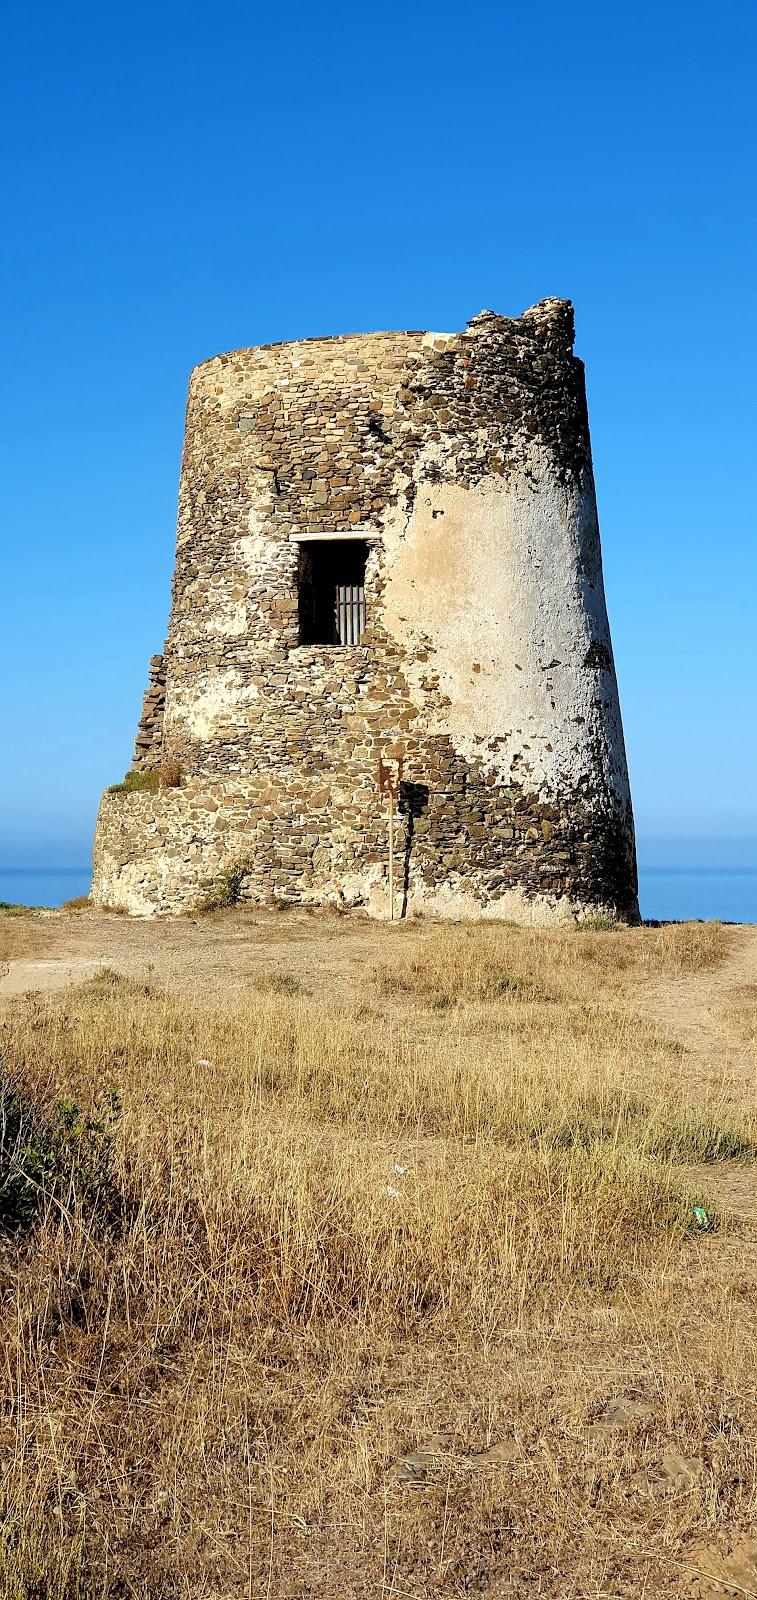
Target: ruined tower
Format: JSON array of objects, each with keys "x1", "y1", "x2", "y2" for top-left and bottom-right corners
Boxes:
[{"x1": 92, "y1": 299, "x2": 638, "y2": 921}]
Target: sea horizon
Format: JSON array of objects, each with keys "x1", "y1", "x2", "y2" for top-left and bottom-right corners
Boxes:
[{"x1": 2, "y1": 863, "x2": 757, "y2": 925}]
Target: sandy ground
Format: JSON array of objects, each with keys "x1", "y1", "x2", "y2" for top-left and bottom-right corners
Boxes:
[{"x1": 0, "y1": 905, "x2": 446, "y2": 1004}]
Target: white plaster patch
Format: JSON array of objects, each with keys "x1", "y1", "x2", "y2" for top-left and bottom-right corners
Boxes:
[
  {"x1": 380, "y1": 461, "x2": 631, "y2": 808},
  {"x1": 237, "y1": 480, "x2": 287, "y2": 569},
  {"x1": 165, "y1": 672, "x2": 259, "y2": 742},
  {"x1": 212, "y1": 596, "x2": 248, "y2": 637},
  {"x1": 93, "y1": 860, "x2": 193, "y2": 917},
  {"x1": 401, "y1": 883, "x2": 615, "y2": 926}
]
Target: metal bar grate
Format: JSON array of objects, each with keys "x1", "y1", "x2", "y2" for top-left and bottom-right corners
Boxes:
[{"x1": 335, "y1": 584, "x2": 365, "y2": 644}]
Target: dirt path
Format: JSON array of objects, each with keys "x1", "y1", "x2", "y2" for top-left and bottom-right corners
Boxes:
[
  {"x1": 640, "y1": 926, "x2": 756, "y2": 1228},
  {"x1": 0, "y1": 906, "x2": 426, "y2": 1006},
  {"x1": 642, "y1": 924, "x2": 757, "y2": 1082},
  {"x1": 636, "y1": 928, "x2": 755, "y2": 1152}
]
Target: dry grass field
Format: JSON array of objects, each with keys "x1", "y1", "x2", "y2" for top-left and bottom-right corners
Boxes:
[{"x1": 0, "y1": 907, "x2": 755, "y2": 1599}]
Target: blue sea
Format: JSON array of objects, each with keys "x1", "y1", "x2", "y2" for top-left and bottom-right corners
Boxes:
[
  {"x1": 1, "y1": 863, "x2": 756, "y2": 923},
  {"x1": 0, "y1": 867, "x2": 92, "y2": 909},
  {"x1": 638, "y1": 867, "x2": 757, "y2": 924}
]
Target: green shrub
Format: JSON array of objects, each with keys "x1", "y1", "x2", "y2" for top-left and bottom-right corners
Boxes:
[
  {"x1": 196, "y1": 861, "x2": 248, "y2": 914},
  {"x1": 106, "y1": 758, "x2": 182, "y2": 795},
  {"x1": 0, "y1": 1073, "x2": 121, "y2": 1233},
  {"x1": 77, "y1": 967, "x2": 157, "y2": 1003},
  {"x1": 106, "y1": 769, "x2": 161, "y2": 795}
]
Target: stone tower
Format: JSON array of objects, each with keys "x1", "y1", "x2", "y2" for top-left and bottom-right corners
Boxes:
[{"x1": 92, "y1": 299, "x2": 638, "y2": 921}]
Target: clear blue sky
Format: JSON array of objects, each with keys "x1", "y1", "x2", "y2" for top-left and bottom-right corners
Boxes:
[{"x1": 2, "y1": 0, "x2": 755, "y2": 868}]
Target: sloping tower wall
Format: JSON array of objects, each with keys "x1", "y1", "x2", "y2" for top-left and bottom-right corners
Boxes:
[{"x1": 92, "y1": 300, "x2": 638, "y2": 921}]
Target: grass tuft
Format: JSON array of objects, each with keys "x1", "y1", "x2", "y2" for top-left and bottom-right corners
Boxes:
[
  {"x1": 255, "y1": 971, "x2": 305, "y2": 996},
  {"x1": 0, "y1": 1504, "x2": 96, "y2": 1600},
  {"x1": 106, "y1": 758, "x2": 182, "y2": 796},
  {"x1": 106, "y1": 769, "x2": 162, "y2": 795}
]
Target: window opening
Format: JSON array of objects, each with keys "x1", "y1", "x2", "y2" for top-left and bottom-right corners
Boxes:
[{"x1": 298, "y1": 540, "x2": 367, "y2": 646}]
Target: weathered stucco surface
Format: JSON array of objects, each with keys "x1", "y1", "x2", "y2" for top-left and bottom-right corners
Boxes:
[
  {"x1": 382, "y1": 468, "x2": 626, "y2": 796},
  {"x1": 93, "y1": 301, "x2": 638, "y2": 921}
]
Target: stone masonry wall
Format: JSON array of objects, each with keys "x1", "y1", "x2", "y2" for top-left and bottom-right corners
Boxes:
[
  {"x1": 132, "y1": 654, "x2": 166, "y2": 771},
  {"x1": 93, "y1": 301, "x2": 638, "y2": 921}
]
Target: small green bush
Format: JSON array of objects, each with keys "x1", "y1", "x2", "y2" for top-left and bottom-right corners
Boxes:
[
  {"x1": 197, "y1": 861, "x2": 249, "y2": 914},
  {"x1": 106, "y1": 769, "x2": 161, "y2": 795},
  {"x1": 107, "y1": 758, "x2": 182, "y2": 795},
  {"x1": 0, "y1": 1072, "x2": 121, "y2": 1233},
  {"x1": 77, "y1": 966, "x2": 156, "y2": 1001}
]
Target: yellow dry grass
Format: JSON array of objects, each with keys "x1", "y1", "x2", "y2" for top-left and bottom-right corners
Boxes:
[
  {"x1": 723, "y1": 983, "x2": 757, "y2": 1049},
  {"x1": 375, "y1": 916, "x2": 731, "y2": 1004},
  {"x1": 0, "y1": 907, "x2": 51, "y2": 963},
  {"x1": 0, "y1": 917, "x2": 754, "y2": 1598}
]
